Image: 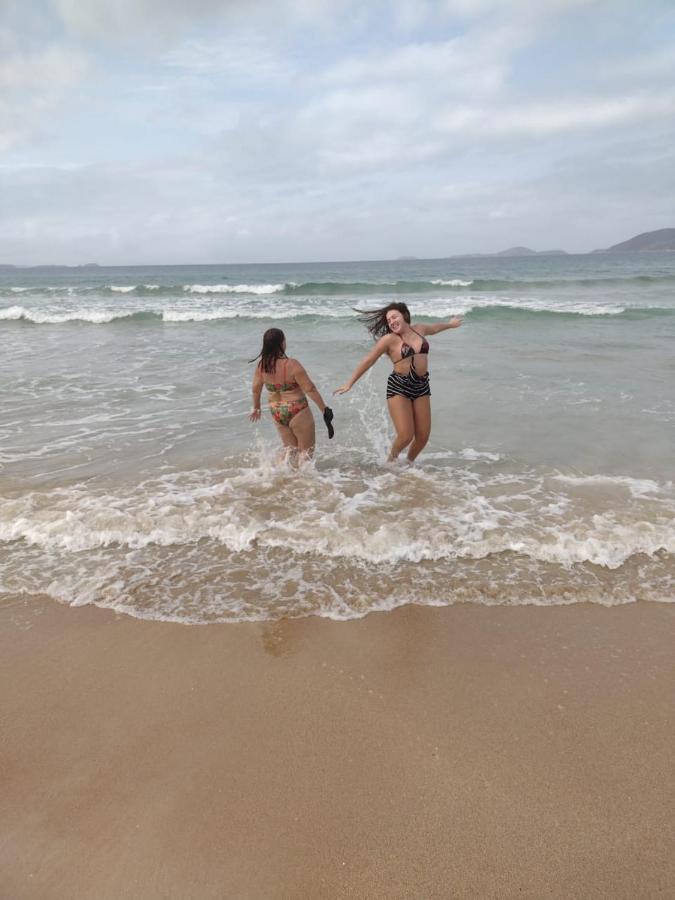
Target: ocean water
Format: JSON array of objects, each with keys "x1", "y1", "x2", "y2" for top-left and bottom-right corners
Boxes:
[{"x1": 1, "y1": 253, "x2": 673, "y2": 622}]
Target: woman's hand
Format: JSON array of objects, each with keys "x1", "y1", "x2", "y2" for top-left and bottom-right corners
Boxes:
[
  {"x1": 449, "y1": 316, "x2": 462, "y2": 328},
  {"x1": 333, "y1": 383, "x2": 352, "y2": 396},
  {"x1": 249, "y1": 408, "x2": 261, "y2": 422}
]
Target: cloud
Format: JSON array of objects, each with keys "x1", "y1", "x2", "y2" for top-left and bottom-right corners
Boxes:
[
  {"x1": 52, "y1": 0, "x2": 247, "y2": 37},
  {"x1": 3, "y1": 117, "x2": 672, "y2": 265},
  {"x1": 320, "y1": 31, "x2": 517, "y2": 99},
  {"x1": 42, "y1": 0, "x2": 604, "y2": 45},
  {"x1": 289, "y1": 25, "x2": 531, "y2": 174},
  {"x1": 441, "y1": 0, "x2": 598, "y2": 16},
  {"x1": 1, "y1": 0, "x2": 673, "y2": 263},
  {"x1": 436, "y1": 92, "x2": 675, "y2": 137},
  {"x1": 0, "y1": 34, "x2": 89, "y2": 152},
  {"x1": 50, "y1": 0, "x2": 350, "y2": 40},
  {"x1": 163, "y1": 36, "x2": 295, "y2": 84},
  {"x1": 598, "y1": 45, "x2": 675, "y2": 83}
]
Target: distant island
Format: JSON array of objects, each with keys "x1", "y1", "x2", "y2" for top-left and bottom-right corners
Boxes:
[
  {"x1": 3, "y1": 229, "x2": 674, "y2": 270},
  {"x1": 494, "y1": 247, "x2": 567, "y2": 257},
  {"x1": 451, "y1": 228, "x2": 675, "y2": 259},
  {"x1": 592, "y1": 228, "x2": 675, "y2": 254},
  {"x1": 454, "y1": 246, "x2": 568, "y2": 259}
]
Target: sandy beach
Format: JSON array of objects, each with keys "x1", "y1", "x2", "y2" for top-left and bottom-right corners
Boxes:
[{"x1": 1, "y1": 597, "x2": 673, "y2": 899}]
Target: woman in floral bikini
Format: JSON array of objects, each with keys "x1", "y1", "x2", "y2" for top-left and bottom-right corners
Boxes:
[{"x1": 250, "y1": 328, "x2": 333, "y2": 461}]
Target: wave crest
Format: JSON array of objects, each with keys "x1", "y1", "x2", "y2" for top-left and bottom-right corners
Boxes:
[{"x1": 184, "y1": 283, "x2": 285, "y2": 294}]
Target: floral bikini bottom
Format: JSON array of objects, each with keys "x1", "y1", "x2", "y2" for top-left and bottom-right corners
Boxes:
[{"x1": 270, "y1": 396, "x2": 309, "y2": 427}]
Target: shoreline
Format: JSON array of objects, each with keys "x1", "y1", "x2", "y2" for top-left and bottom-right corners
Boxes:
[{"x1": 2, "y1": 596, "x2": 674, "y2": 898}]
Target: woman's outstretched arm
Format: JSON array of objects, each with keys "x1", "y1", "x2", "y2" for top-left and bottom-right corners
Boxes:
[
  {"x1": 417, "y1": 316, "x2": 462, "y2": 336},
  {"x1": 333, "y1": 335, "x2": 391, "y2": 395}
]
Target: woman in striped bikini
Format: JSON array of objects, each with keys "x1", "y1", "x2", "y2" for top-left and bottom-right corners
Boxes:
[
  {"x1": 250, "y1": 328, "x2": 334, "y2": 462},
  {"x1": 334, "y1": 303, "x2": 462, "y2": 463}
]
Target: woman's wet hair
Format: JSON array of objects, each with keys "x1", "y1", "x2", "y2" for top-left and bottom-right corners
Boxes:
[
  {"x1": 250, "y1": 327, "x2": 286, "y2": 373},
  {"x1": 355, "y1": 302, "x2": 411, "y2": 339}
]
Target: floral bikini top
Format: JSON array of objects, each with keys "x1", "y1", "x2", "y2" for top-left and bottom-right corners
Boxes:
[{"x1": 264, "y1": 358, "x2": 300, "y2": 393}]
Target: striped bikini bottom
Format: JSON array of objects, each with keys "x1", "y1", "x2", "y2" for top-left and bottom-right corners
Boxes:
[{"x1": 386, "y1": 367, "x2": 431, "y2": 401}]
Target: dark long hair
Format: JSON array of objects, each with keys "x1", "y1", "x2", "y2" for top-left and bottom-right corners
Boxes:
[
  {"x1": 355, "y1": 302, "x2": 411, "y2": 339},
  {"x1": 250, "y1": 328, "x2": 286, "y2": 373}
]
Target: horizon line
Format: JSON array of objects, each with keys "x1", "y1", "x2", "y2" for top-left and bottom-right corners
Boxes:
[{"x1": 1, "y1": 250, "x2": 625, "y2": 269}]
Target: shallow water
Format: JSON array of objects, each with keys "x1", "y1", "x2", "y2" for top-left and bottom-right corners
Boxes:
[{"x1": 1, "y1": 253, "x2": 673, "y2": 620}]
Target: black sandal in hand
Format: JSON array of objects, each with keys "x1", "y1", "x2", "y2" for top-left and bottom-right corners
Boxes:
[{"x1": 323, "y1": 407, "x2": 335, "y2": 439}]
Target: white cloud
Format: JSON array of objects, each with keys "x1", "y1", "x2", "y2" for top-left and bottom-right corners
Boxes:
[
  {"x1": 50, "y1": 0, "x2": 351, "y2": 40},
  {"x1": 291, "y1": 25, "x2": 532, "y2": 173},
  {"x1": 163, "y1": 36, "x2": 294, "y2": 83},
  {"x1": 0, "y1": 37, "x2": 89, "y2": 152},
  {"x1": 321, "y1": 25, "x2": 525, "y2": 95},
  {"x1": 599, "y1": 46, "x2": 675, "y2": 83},
  {"x1": 1, "y1": 0, "x2": 673, "y2": 262},
  {"x1": 51, "y1": 0, "x2": 246, "y2": 37},
  {"x1": 321, "y1": 135, "x2": 444, "y2": 171},
  {"x1": 42, "y1": 0, "x2": 604, "y2": 49},
  {"x1": 441, "y1": 0, "x2": 597, "y2": 17},
  {"x1": 437, "y1": 92, "x2": 675, "y2": 137}
]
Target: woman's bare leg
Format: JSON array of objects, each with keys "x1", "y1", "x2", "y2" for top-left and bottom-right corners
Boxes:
[
  {"x1": 386, "y1": 396, "x2": 415, "y2": 461},
  {"x1": 407, "y1": 396, "x2": 431, "y2": 462},
  {"x1": 289, "y1": 405, "x2": 316, "y2": 461},
  {"x1": 273, "y1": 420, "x2": 298, "y2": 464}
]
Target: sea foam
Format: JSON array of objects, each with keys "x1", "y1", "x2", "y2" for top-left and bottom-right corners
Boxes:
[{"x1": 184, "y1": 283, "x2": 285, "y2": 294}]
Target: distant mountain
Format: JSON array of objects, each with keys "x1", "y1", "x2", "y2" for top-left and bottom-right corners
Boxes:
[
  {"x1": 596, "y1": 228, "x2": 675, "y2": 253},
  {"x1": 496, "y1": 246, "x2": 536, "y2": 257},
  {"x1": 456, "y1": 230, "x2": 675, "y2": 258},
  {"x1": 495, "y1": 247, "x2": 568, "y2": 257},
  {"x1": 454, "y1": 247, "x2": 568, "y2": 258}
]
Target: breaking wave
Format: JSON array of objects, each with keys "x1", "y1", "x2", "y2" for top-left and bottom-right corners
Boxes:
[
  {"x1": 1, "y1": 459, "x2": 673, "y2": 622},
  {"x1": 2, "y1": 301, "x2": 673, "y2": 326},
  {"x1": 4, "y1": 271, "x2": 675, "y2": 300}
]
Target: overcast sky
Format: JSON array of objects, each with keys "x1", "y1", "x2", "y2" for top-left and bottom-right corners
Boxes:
[{"x1": 1, "y1": 0, "x2": 674, "y2": 265}]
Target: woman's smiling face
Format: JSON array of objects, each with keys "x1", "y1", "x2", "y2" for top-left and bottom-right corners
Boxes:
[{"x1": 386, "y1": 309, "x2": 405, "y2": 333}]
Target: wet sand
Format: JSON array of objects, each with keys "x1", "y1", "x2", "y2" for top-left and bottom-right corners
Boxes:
[{"x1": 1, "y1": 597, "x2": 674, "y2": 899}]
